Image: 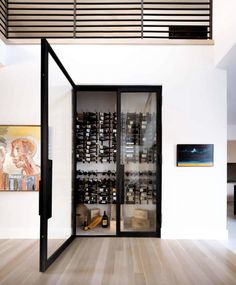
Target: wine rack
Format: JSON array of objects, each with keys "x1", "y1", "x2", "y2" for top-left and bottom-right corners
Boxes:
[
  {"x1": 121, "y1": 112, "x2": 156, "y2": 163},
  {"x1": 76, "y1": 170, "x2": 156, "y2": 205},
  {"x1": 76, "y1": 170, "x2": 117, "y2": 204},
  {"x1": 124, "y1": 171, "x2": 156, "y2": 204},
  {"x1": 76, "y1": 112, "x2": 117, "y2": 163}
]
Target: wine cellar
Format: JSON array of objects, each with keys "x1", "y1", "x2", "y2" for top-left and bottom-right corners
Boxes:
[{"x1": 75, "y1": 88, "x2": 162, "y2": 237}]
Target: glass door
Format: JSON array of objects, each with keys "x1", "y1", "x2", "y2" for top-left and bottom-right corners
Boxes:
[
  {"x1": 117, "y1": 88, "x2": 162, "y2": 237},
  {"x1": 75, "y1": 89, "x2": 117, "y2": 236},
  {"x1": 39, "y1": 39, "x2": 76, "y2": 272}
]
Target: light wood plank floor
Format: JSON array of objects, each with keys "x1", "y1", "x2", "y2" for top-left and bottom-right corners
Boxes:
[{"x1": 1, "y1": 238, "x2": 236, "y2": 285}]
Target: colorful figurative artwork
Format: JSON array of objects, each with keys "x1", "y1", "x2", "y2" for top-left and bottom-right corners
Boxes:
[
  {"x1": 0, "y1": 126, "x2": 40, "y2": 191},
  {"x1": 177, "y1": 144, "x2": 214, "y2": 167}
]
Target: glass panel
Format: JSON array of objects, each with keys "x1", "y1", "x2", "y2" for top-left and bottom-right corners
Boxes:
[
  {"x1": 75, "y1": 91, "x2": 117, "y2": 236},
  {"x1": 47, "y1": 54, "x2": 73, "y2": 257},
  {"x1": 120, "y1": 92, "x2": 157, "y2": 232}
]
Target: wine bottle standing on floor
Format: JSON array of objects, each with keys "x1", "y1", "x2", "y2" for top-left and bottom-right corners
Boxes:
[
  {"x1": 102, "y1": 211, "x2": 109, "y2": 228},
  {"x1": 83, "y1": 216, "x2": 88, "y2": 231}
]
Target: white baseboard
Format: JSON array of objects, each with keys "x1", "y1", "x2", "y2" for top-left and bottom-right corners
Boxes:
[
  {"x1": 0, "y1": 227, "x2": 72, "y2": 239},
  {"x1": 0, "y1": 228, "x2": 39, "y2": 239},
  {"x1": 161, "y1": 228, "x2": 228, "y2": 240}
]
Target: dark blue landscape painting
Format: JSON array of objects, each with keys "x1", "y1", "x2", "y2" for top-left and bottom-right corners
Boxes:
[{"x1": 177, "y1": 144, "x2": 214, "y2": 167}]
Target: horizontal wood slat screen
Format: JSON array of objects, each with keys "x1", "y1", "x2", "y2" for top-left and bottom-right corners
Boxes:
[
  {"x1": 0, "y1": 0, "x2": 7, "y2": 38},
  {"x1": 143, "y1": 0, "x2": 211, "y2": 39},
  {"x1": 3, "y1": 0, "x2": 212, "y2": 40}
]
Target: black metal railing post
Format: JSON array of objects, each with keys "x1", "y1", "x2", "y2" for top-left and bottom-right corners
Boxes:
[
  {"x1": 6, "y1": 0, "x2": 8, "y2": 38},
  {"x1": 141, "y1": 0, "x2": 144, "y2": 39},
  {"x1": 210, "y1": 0, "x2": 213, "y2": 39},
  {"x1": 73, "y1": 0, "x2": 76, "y2": 38}
]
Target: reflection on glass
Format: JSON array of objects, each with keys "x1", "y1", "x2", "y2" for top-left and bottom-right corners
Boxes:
[
  {"x1": 47, "y1": 54, "x2": 73, "y2": 257},
  {"x1": 120, "y1": 92, "x2": 157, "y2": 232}
]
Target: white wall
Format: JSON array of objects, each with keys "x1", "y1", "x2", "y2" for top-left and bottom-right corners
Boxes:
[
  {"x1": 0, "y1": 45, "x2": 40, "y2": 238},
  {"x1": 0, "y1": 39, "x2": 6, "y2": 67},
  {"x1": 0, "y1": 44, "x2": 227, "y2": 239},
  {"x1": 228, "y1": 124, "x2": 236, "y2": 140},
  {"x1": 214, "y1": 0, "x2": 236, "y2": 65}
]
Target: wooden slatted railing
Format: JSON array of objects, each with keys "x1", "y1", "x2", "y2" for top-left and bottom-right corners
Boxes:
[
  {"x1": 0, "y1": 0, "x2": 7, "y2": 38},
  {"x1": 1, "y1": 0, "x2": 213, "y2": 40}
]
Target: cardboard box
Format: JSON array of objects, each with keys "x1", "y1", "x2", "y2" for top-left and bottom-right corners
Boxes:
[
  {"x1": 131, "y1": 217, "x2": 150, "y2": 230},
  {"x1": 90, "y1": 208, "x2": 100, "y2": 220},
  {"x1": 134, "y1": 209, "x2": 148, "y2": 220},
  {"x1": 110, "y1": 220, "x2": 116, "y2": 232}
]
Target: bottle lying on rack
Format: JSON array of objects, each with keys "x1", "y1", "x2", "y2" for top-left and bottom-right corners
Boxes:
[
  {"x1": 76, "y1": 171, "x2": 117, "y2": 204},
  {"x1": 124, "y1": 170, "x2": 156, "y2": 204},
  {"x1": 76, "y1": 111, "x2": 117, "y2": 163}
]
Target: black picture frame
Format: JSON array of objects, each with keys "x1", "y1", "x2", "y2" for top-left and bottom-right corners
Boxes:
[{"x1": 177, "y1": 144, "x2": 214, "y2": 167}]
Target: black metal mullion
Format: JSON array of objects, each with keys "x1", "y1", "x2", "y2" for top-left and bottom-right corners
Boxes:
[
  {"x1": 72, "y1": 88, "x2": 77, "y2": 236},
  {"x1": 116, "y1": 90, "x2": 121, "y2": 236},
  {"x1": 156, "y1": 88, "x2": 162, "y2": 233}
]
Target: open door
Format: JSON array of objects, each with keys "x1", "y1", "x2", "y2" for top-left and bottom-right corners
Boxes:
[{"x1": 39, "y1": 39, "x2": 76, "y2": 272}]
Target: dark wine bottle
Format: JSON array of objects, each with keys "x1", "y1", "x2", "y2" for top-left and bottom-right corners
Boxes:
[
  {"x1": 102, "y1": 211, "x2": 109, "y2": 228},
  {"x1": 83, "y1": 216, "x2": 89, "y2": 231}
]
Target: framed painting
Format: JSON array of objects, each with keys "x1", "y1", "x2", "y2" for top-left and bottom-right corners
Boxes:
[
  {"x1": 0, "y1": 125, "x2": 40, "y2": 191},
  {"x1": 177, "y1": 144, "x2": 214, "y2": 167}
]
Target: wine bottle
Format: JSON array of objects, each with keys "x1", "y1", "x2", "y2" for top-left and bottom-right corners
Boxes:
[
  {"x1": 83, "y1": 216, "x2": 89, "y2": 231},
  {"x1": 102, "y1": 211, "x2": 109, "y2": 228}
]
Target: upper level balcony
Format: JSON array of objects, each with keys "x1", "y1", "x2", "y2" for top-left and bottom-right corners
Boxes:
[{"x1": 0, "y1": 0, "x2": 213, "y2": 44}]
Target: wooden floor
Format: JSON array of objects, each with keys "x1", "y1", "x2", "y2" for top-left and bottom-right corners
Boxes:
[{"x1": 1, "y1": 238, "x2": 236, "y2": 285}]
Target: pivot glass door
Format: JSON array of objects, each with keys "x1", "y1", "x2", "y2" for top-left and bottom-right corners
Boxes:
[
  {"x1": 117, "y1": 88, "x2": 162, "y2": 237},
  {"x1": 39, "y1": 39, "x2": 76, "y2": 272}
]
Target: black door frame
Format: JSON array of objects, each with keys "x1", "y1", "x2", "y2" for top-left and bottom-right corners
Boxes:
[
  {"x1": 116, "y1": 86, "x2": 162, "y2": 237},
  {"x1": 39, "y1": 38, "x2": 76, "y2": 272},
  {"x1": 75, "y1": 86, "x2": 162, "y2": 238}
]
